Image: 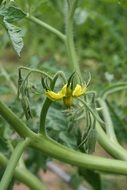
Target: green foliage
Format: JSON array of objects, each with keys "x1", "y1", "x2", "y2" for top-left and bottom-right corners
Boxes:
[
  {"x1": 0, "y1": 0, "x2": 127, "y2": 190},
  {"x1": 0, "y1": 86, "x2": 10, "y2": 94},
  {"x1": 70, "y1": 173, "x2": 83, "y2": 190},
  {"x1": 79, "y1": 168, "x2": 101, "y2": 190},
  {"x1": 3, "y1": 21, "x2": 24, "y2": 56},
  {"x1": 25, "y1": 149, "x2": 48, "y2": 174},
  {"x1": 0, "y1": 4, "x2": 26, "y2": 55},
  {"x1": 119, "y1": 0, "x2": 127, "y2": 9},
  {"x1": 0, "y1": 5, "x2": 26, "y2": 22}
]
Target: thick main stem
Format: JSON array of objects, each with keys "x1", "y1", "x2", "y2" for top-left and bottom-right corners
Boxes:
[
  {"x1": 64, "y1": 0, "x2": 127, "y2": 166},
  {"x1": 65, "y1": 0, "x2": 82, "y2": 81},
  {"x1": 31, "y1": 134, "x2": 127, "y2": 175},
  {"x1": 0, "y1": 138, "x2": 30, "y2": 190},
  {"x1": 0, "y1": 100, "x2": 35, "y2": 138},
  {"x1": 1, "y1": 100, "x2": 127, "y2": 174}
]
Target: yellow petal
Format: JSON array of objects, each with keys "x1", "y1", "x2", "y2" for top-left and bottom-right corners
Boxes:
[
  {"x1": 45, "y1": 90, "x2": 64, "y2": 101},
  {"x1": 72, "y1": 84, "x2": 87, "y2": 97},
  {"x1": 61, "y1": 84, "x2": 67, "y2": 95}
]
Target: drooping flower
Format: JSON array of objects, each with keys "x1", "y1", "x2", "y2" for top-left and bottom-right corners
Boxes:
[
  {"x1": 43, "y1": 72, "x2": 89, "y2": 107},
  {"x1": 45, "y1": 83, "x2": 87, "y2": 107}
]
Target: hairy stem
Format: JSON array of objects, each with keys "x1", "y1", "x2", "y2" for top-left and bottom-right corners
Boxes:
[
  {"x1": 26, "y1": 14, "x2": 66, "y2": 42},
  {"x1": 40, "y1": 98, "x2": 52, "y2": 135},
  {"x1": 97, "y1": 98, "x2": 118, "y2": 143},
  {"x1": 31, "y1": 134, "x2": 127, "y2": 175},
  {"x1": 18, "y1": 66, "x2": 53, "y2": 81},
  {"x1": 96, "y1": 123, "x2": 127, "y2": 161},
  {"x1": 65, "y1": 0, "x2": 82, "y2": 80},
  {"x1": 1, "y1": 100, "x2": 127, "y2": 174},
  {"x1": 0, "y1": 138, "x2": 30, "y2": 190},
  {"x1": 0, "y1": 100, "x2": 35, "y2": 138}
]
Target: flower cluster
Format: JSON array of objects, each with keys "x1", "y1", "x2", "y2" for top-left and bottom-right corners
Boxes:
[
  {"x1": 43, "y1": 72, "x2": 89, "y2": 107},
  {"x1": 46, "y1": 83, "x2": 87, "y2": 107}
]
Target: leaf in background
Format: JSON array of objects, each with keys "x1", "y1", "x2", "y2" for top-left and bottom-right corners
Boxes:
[
  {"x1": 25, "y1": 149, "x2": 48, "y2": 174},
  {"x1": 0, "y1": 86, "x2": 10, "y2": 94},
  {"x1": 0, "y1": 5, "x2": 26, "y2": 22},
  {"x1": 0, "y1": 137, "x2": 8, "y2": 153},
  {"x1": 3, "y1": 20, "x2": 24, "y2": 56},
  {"x1": 2, "y1": 6, "x2": 26, "y2": 22},
  {"x1": 119, "y1": 0, "x2": 127, "y2": 9},
  {"x1": 79, "y1": 168, "x2": 101, "y2": 190},
  {"x1": 70, "y1": 173, "x2": 82, "y2": 190},
  {"x1": 59, "y1": 131, "x2": 77, "y2": 148},
  {"x1": 87, "y1": 127, "x2": 96, "y2": 154},
  {"x1": 0, "y1": 5, "x2": 26, "y2": 55}
]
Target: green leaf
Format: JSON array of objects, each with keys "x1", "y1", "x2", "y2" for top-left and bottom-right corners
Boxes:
[
  {"x1": 25, "y1": 149, "x2": 48, "y2": 174},
  {"x1": 0, "y1": 5, "x2": 26, "y2": 55},
  {"x1": 3, "y1": 6, "x2": 26, "y2": 22},
  {"x1": 4, "y1": 20, "x2": 24, "y2": 56},
  {"x1": 79, "y1": 168, "x2": 101, "y2": 190},
  {"x1": 0, "y1": 5, "x2": 26, "y2": 22},
  {"x1": 70, "y1": 173, "x2": 82, "y2": 190},
  {"x1": 87, "y1": 127, "x2": 96, "y2": 154}
]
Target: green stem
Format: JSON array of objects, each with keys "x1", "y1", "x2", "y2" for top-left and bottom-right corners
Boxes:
[
  {"x1": 0, "y1": 153, "x2": 47, "y2": 190},
  {"x1": 97, "y1": 98, "x2": 118, "y2": 143},
  {"x1": 0, "y1": 100, "x2": 35, "y2": 138},
  {"x1": 101, "y1": 83, "x2": 127, "y2": 100},
  {"x1": 40, "y1": 98, "x2": 52, "y2": 135},
  {"x1": 96, "y1": 123, "x2": 127, "y2": 161},
  {"x1": 19, "y1": 66, "x2": 53, "y2": 81},
  {"x1": 26, "y1": 14, "x2": 66, "y2": 42},
  {"x1": 65, "y1": 0, "x2": 82, "y2": 80},
  {"x1": 40, "y1": 71, "x2": 66, "y2": 134},
  {"x1": 1, "y1": 100, "x2": 127, "y2": 174},
  {"x1": 31, "y1": 134, "x2": 127, "y2": 175},
  {"x1": 0, "y1": 138, "x2": 30, "y2": 190}
]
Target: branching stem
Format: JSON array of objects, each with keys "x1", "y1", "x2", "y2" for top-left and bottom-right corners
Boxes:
[
  {"x1": 26, "y1": 14, "x2": 66, "y2": 42},
  {"x1": 0, "y1": 153, "x2": 47, "y2": 190},
  {"x1": 1, "y1": 99, "x2": 127, "y2": 174},
  {"x1": 0, "y1": 138, "x2": 30, "y2": 190}
]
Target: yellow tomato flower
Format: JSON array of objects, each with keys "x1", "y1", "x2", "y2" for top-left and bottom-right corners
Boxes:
[
  {"x1": 72, "y1": 84, "x2": 87, "y2": 97},
  {"x1": 45, "y1": 83, "x2": 87, "y2": 107},
  {"x1": 45, "y1": 90, "x2": 64, "y2": 101}
]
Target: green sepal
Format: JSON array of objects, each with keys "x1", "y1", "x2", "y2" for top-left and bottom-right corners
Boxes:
[
  {"x1": 41, "y1": 77, "x2": 51, "y2": 90},
  {"x1": 67, "y1": 71, "x2": 76, "y2": 88}
]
